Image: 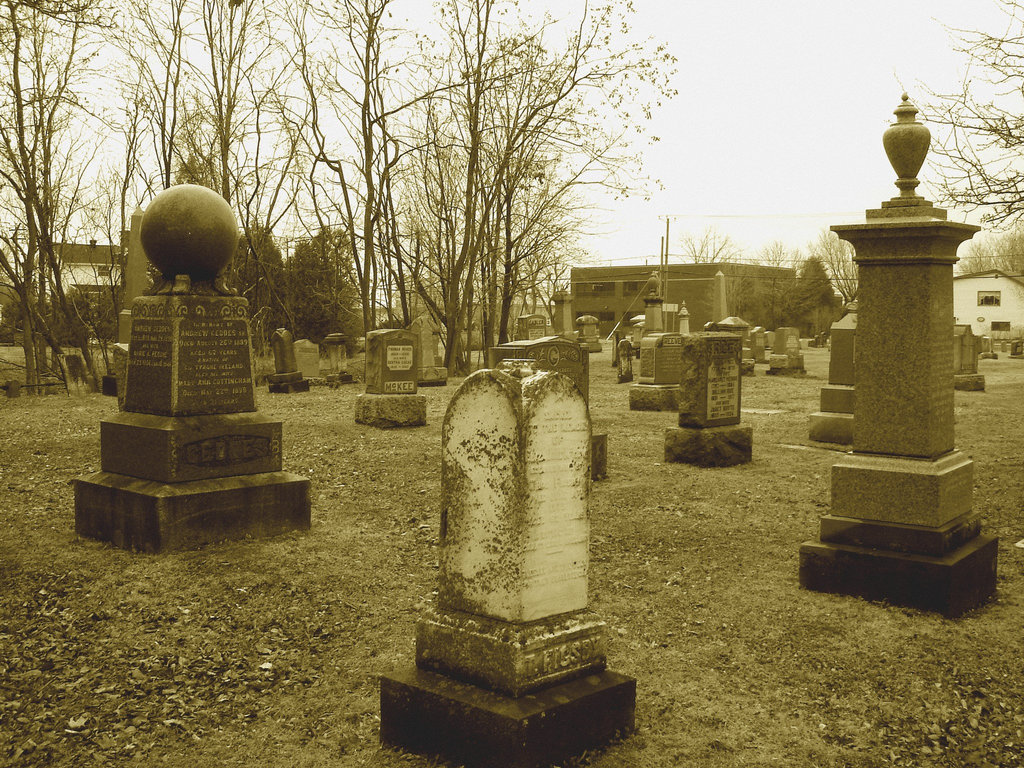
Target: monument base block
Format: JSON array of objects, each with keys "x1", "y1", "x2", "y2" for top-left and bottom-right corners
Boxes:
[
  {"x1": 664, "y1": 424, "x2": 752, "y2": 467},
  {"x1": 74, "y1": 470, "x2": 311, "y2": 553},
  {"x1": 267, "y1": 379, "x2": 310, "y2": 394},
  {"x1": 798, "y1": 534, "x2": 998, "y2": 618},
  {"x1": 417, "y1": 366, "x2": 448, "y2": 386},
  {"x1": 954, "y1": 373, "x2": 985, "y2": 391},
  {"x1": 808, "y1": 411, "x2": 853, "y2": 445},
  {"x1": 380, "y1": 667, "x2": 636, "y2": 768},
  {"x1": 326, "y1": 373, "x2": 354, "y2": 387},
  {"x1": 628, "y1": 383, "x2": 679, "y2": 411},
  {"x1": 355, "y1": 393, "x2": 427, "y2": 428},
  {"x1": 101, "y1": 374, "x2": 119, "y2": 397},
  {"x1": 766, "y1": 354, "x2": 805, "y2": 375}
]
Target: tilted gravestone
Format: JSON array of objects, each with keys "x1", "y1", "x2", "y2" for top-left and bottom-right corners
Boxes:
[
  {"x1": 380, "y1": 368, "x2": 635, "y2": 766},
  {"x1": 74, "y1": 184, "x2": 310, "y2": 552},
  {"x1": 617, "y1": 338, "x2": 633, "y2": 383},
  {"x1": 809, "y1": 305, "x2": 857, "y2": 444},
  {"x1": 665, "y1": 332, "x2": 752, "y2": 466},
  {"x1": 355, "y1": 328, "x2": 426, "y2": 428},
  {"x1": 629, "y1": 332, "x2": 682, "y2": 411},
  {"x1": 268, "y1": 329, "x2": 311, "y2": 393},
  {"x1": 799, "y1": 93, "x2": 996, "y2": 617}
]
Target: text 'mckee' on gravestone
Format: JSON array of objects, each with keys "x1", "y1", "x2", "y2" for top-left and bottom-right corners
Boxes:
[
  {"x1": 75, "y1": 184, "x2": 310, "y2": 552},
  {"x1": 664, "y1": 332, "x2": 752, "y2": 466},
  {"x1": 799, "y1": 93, "x2": 996, "y2": 617},
  {"x1": 380, "y1": 368, "x2": 635, "y2": 768}
]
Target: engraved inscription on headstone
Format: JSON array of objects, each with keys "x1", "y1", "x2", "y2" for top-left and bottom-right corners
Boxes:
[
  {"x1": 177, "y1": 314, "x2": 253, "y2": 412},
  {"x1": 707, "y1": 353, "x2": 739, "y2": 421}
]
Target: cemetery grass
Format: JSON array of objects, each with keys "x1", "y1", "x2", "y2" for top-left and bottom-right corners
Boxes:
[{"x1": 2, "y1": 349, "x2": 1024, "y2": 768}]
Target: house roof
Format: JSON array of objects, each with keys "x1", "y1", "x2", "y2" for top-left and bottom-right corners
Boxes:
[
  {"x1": 953, "y1": 268, "x2": 1024, "y2": 289},
  {"x1": 56, "y1": 242, "x2": 124, "y2": 266}
]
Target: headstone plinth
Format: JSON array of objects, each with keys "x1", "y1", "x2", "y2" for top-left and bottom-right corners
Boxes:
[
  {"x1": 74, "y1": 185, "x2": 310, "y2": 552},
  {"x1": 799, "y1": 94, "x2": 997, "y2": 617},
  {"x1": 629, "y1": 332, "x2": 682, "y2": 411},
  {"x1": 381, "y1": 369, "x2": 635, "y2": 766},
  {"x1": 664, "y1": 333, "x2": 752, "y2": 466},
  {"x1": 809, "y1": 305, "x2": 857, "y2": 444}
]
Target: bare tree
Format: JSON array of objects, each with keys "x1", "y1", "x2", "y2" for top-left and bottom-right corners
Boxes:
[
  {"x1": 925, "y1": 0, "x2": 1024, "y2": 226},
  {"x1": 0, "y1": 0, "x2": 106, "y2": 386},
  {"x1": 807, "y1": 228, "x2": 857, "y2": 305},
  {"x1": 679, "y1": 226, "x2": 742, "y2": 264}
]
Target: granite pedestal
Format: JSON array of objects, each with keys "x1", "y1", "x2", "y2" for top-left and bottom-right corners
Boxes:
[{"x1": 355, "y1": 393, "x2": 427, "y2": 428}]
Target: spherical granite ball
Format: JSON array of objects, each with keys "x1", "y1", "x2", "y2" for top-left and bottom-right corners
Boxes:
[{"x1": 140, "y1": 184, "x2": 239, "y2": 279}]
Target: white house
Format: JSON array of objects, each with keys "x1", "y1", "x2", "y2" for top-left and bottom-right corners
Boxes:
[{"x1": 952, "y1": 269, "x2": 1024, "y2": 339}]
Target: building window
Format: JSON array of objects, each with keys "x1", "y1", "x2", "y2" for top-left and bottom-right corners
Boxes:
[
  {"x1": 623, "y1": 281, "x2": 644, "y2": 295},
  {"x1": 595, "y1": 311, "x2": 615, "y2": 322},
  {"x1": 576, "y1": 282, "x2": 615, "y2": 297},
  {"x1": 978, "y1": 291, "x2": 1001, "y2": 306},
  {"x1": 991, "y1": 321, "x2": 1011, "y2": 332}
]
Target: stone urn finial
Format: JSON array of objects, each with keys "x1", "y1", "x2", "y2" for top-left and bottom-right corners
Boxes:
[{"x1": 882, "y1": 93, "x2": 931, "y2": 200}]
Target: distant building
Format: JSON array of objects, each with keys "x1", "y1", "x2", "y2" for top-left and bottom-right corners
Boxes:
[
  {"x1": 571, "y1": 261, "x2": 797, "y2": 336},
  {"x1": 953, "y1": 269, "x2": 1024, "y2": 338},
  {"x1": 56, "y1": 240, "x2": 124, "y2": 293}
]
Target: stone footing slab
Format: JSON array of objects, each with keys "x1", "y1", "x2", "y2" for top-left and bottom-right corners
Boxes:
[
  {"x1": 628, "y1": 384, "x2": 679, "y2": 411},
  {"x1": 954, "y1": 373, "x2": 985, "y2": 391},
  {"x1": 831, "y1": 450, "x2": 973, "y2": 527},
  {"x1": 380, "y1": 667, "x2": 635, "y2": 768},
  {"x1": 808, "y1": 411, "x2": 853, "y2": 445},
  {"x1": 355, "y1": 393, "x2": 426, "y2": 428},
  {"x1": 417, "y1": 366, "x2": 448, "y2": 386},
  {"x1": 74, "y1": 470, "x2": 310, "y2": 553},
  {"x1": 818, "y1": 512, "x2": 982, "y2": 556},
  {"x1": 326, "y1": 373, "x2": 354, "y2": 387},
  {"x1": 267, "y1": 379, "x2": 310, "y2": 394},
  {"x1": 664, "y1": 424, "x2": 753, "y2": 467},
  {"x1": 416, "y1": 607, "x2": 606, "y2": 696},
  {"x1": 798, "y1": 534, "x2": 997, "y2": 617}
]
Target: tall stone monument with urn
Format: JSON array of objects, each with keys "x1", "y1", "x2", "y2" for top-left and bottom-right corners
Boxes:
[
  {"x1": 74, "y1": 185, "x2": 311, "y2": 552},
  {"x1": 799, "y1": 95, "x2": 997, "y2": 616}
]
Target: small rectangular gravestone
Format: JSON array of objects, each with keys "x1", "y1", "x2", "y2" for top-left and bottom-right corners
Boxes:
[
  {"x1": 293, "y1": 339, "x2": 321, "y2": 380},
  {"x1": 516, "y1": 313, "x2": 548, "y2": 341},
  {"x1": 357, "y1": 328, "x2": 426, "y2": 427},
  {"x1": 380, "y1": 368, "x2": 635, "y2": 767},
  {"x1": 665, "y1": 332, "x2": 752, "y2": 466},
  {"x1": 953, "y1": 324, "x2": 984, "y2": 391}
]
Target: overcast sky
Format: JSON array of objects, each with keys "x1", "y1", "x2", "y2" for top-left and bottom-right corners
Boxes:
[{"x1": 403, "y1": 0, "x2": 1010, "y2": 267}]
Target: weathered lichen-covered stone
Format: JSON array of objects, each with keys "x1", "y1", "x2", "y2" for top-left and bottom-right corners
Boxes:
[{"x1": 438, "y1": 369, "x2": 590, "y2": 622}]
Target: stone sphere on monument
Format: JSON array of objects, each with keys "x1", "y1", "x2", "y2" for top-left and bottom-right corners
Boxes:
[{"x1": 140, "y1": 184, "x2": 239, "y2": 280}]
